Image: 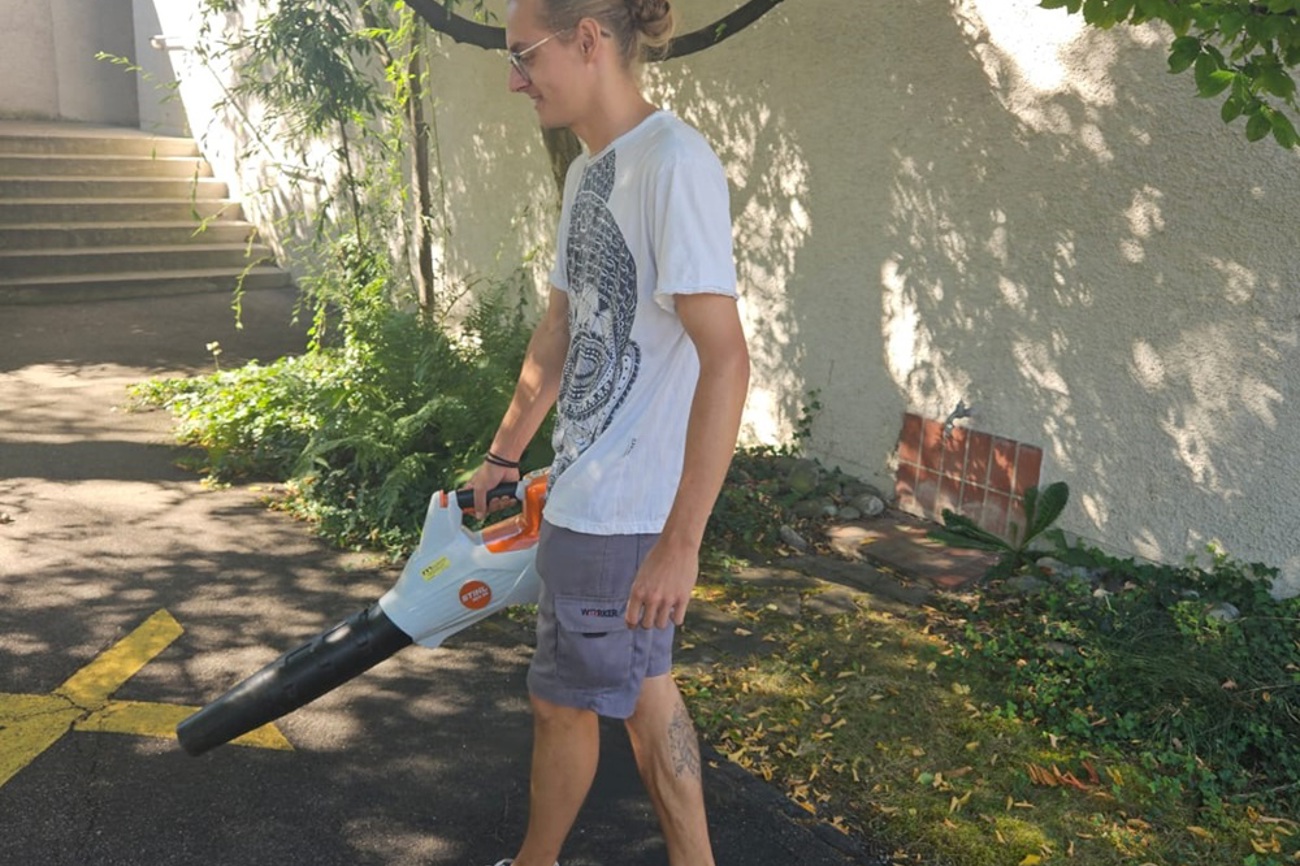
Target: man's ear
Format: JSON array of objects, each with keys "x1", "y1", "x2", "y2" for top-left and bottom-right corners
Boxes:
[{"x1": 576, "y1": 17, "x2": 602, "y2": 58}]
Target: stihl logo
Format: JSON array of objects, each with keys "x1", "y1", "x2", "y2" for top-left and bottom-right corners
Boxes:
[
  {"x1": 581, "y1": 608, "x2": 620, "y2": 618},
  {"x1": 459, "y1": 580, "x2": 492, "y2": 610}
]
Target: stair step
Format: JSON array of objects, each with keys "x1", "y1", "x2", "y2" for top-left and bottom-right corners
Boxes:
[
  {"x1": 0, "y1": 199, "x2": 244, "y2": 224},
  {"x1": 0, "y1": 122, "x2": 292, "y2": 304},
  {"x1": 0, "y1": 244, "x2": 277, "y2": 278},
  {"x1": 0, "y1": 266, "x2": 294, "y2": 305},
  {"x1": 0, "y1": 222, "x2": 256, "y2": 250},
  {"x1": 0, "y1": 177, "x2": 228, "y2": 199},
  {"x1": 0, "y1": 154, "x2": 213, "y2": 178},
  {"x1": 0, "y1": 132, "x2": 199, "y2": 158}
]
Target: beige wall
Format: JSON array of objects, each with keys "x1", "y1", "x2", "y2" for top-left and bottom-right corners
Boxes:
[
  {"x1": 146, "y1": 0, "x2": 1300, "y2": 594},
  {"x1": 131, "y1": 0, "x2": 189, "y2": 136},
  {"x1": 0, "y1": 0, "x2": 138, "y2": 124},
  {"x1": 422, "y1": 0, "x2": 1300, "y2": 594}
]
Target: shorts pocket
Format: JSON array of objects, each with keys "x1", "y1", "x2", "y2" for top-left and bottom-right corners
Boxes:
[{"x1": 553, "y1": 594, "x2": 633, "y2": 690}]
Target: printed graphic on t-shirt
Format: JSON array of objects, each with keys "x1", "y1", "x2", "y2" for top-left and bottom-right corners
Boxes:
[{"x1": 551, "y1": 150, "x2": 641, "y2": 485}]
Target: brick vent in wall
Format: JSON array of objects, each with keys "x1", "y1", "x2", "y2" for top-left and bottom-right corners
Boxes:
[{"x1": 894, "y1": 412, "x2": 1043, "y2": 540}]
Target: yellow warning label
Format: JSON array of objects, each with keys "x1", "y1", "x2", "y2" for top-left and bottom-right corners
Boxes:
[{"x1": 421, "y1": 556, "x2": 452, "y2": 581}]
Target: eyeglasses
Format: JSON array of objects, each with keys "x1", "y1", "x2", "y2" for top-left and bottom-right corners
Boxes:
[{"x1": 508, "y1": 29, "x2": 573, "y2": 85}]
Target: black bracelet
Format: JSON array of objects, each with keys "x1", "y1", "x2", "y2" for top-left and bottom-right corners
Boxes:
[{"x1": 485, "y1": 450, "x2": 520, "y2": 469}]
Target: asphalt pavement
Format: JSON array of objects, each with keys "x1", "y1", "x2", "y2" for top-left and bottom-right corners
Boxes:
[{"x1": 0, "y1": 289, "x2": 887, "y2": 866}]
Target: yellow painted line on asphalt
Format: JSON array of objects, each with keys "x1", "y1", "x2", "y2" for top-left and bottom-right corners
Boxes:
[
  {"x1": 0, "y1": 693, "x2": 84, "y2": 788},
  {"x1": 74, "y1": 700, "x2": 292, "y2": 750},
  {"x1": 54, "y1": 609, "x2": 183, "y2": 705},
  {"x1": 0, "y1": 609, "x2": 291, "y2": 789}
]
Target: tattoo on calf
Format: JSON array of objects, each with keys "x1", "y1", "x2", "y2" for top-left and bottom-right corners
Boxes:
[{"x1": 668, "y1": 701, "x2": 701, "y2": 779}]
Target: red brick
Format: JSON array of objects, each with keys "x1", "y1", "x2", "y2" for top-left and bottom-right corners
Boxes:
[
  {"x1": 895, "y1": 462, "x2": 918, "y2": 497},
  {"x1": 982, "y1": 490, "x2": 1011, "y2": 538},
  {"x1": 941, "y1": 427, "x2": 968, "y2": 480},
  {"x1": 989, "y1": 437, "x2": 1017, "y2": 494},
  {"x1": 897, "y1": 413, "x2": 923, "y2": 466},
  {"x1": 920, "y1": 419, "x2": 945, "y2": 471},
  {"x1": 938, "y1": 475, "x2": 962, "y2": 515},
  {"x1": 1014, "y1": 444, "x2": 1044, "y2": 496},
  {"x1": 964, "y1": 430, "x2": 992, "y2": 486},
  {"x1": 1005, "y1": 496, "x2": 1029, "y2": 545},
  {"x1": 915, "y1": 469, "x2": 940, "y2": 515},
  {"x1": 958, "y1": 485, "x2": 986, "y2": 522}
]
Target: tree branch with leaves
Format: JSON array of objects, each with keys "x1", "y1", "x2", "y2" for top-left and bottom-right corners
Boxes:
[
  {"x1": 1042, "y1": 0, "x2": 1300, "y2": 148},
  {"x1": 398, "y1": 0, "x2": 786, "y2": 59}
]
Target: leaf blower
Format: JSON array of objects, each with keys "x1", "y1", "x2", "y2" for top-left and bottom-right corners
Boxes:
[{"x1": 175, "y1": 471, "x2": 548, "y2": 757}]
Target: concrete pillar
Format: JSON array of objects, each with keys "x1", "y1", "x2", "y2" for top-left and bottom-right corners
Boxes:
[
  {"x1": 0, "y1": 0, "x2": 59, "y2": 118},
  {"x1": 50, "y1": 0, "x2": 139, "y2": 124}
]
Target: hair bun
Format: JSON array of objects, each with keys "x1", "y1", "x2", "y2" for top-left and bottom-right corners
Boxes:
[{"x1": 625, "y1": 0, "x2": 674, "y2": 43}]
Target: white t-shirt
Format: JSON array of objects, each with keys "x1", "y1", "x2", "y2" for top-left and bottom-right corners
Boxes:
[{"x1": 544, "y1": 110, "x2": 737, "y2": 534}]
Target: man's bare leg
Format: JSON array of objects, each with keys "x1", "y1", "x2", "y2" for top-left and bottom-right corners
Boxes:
[
  {"x1": 512, "y1": 695, "x2": 600, "y2": 866},
  {"x1": 625, "y1": 674, "x2": 715, "y2": 866}
]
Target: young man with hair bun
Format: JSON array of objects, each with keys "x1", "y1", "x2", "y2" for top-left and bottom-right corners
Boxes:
[{"x1": 468, "y1": 0, "x2": 749, "y2": 863}]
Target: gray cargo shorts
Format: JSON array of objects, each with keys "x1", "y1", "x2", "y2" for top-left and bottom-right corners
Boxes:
[{"x1": 526, "y1": 521, "x2": 674, "y2": 719}]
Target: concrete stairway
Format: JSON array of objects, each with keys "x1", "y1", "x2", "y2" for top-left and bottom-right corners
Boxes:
[{"x1": 0, "y1": 121, "x2": 293, "y2": 304}]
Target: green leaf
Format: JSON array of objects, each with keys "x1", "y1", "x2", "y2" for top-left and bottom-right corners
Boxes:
[
  {"x1": 1221, "y1": 95, "x2": 1245, "y2": 122},
  {"x1": 1081, "y1": 0, "x2": 1108, "y2": 23},
  {"x1": 1258, "y1": 66, "x2": 1296, "y2": 100},
  {"x1": 1021, "y1": 485, "x2": 1040, "y2": 529},
  {"x1": 1201, "y1": 70, "x2": 1236, "y2": 98},
  {"x1": 1271, "y1": 110, "x2": 1299, "y2": 148},
  {"x1": 927, "y1": 527, "x2": 1009, "y2": 554},
  {"x1": 1218, "y1": 10, "x2": 1248, "y2": 40},
  {"x1": 936, "y1": 509, "x2": 1012, "y2": 549},
  {"x1": 1025, "y1": 482, "x2": 1070, "y2": 540},
  {"x1": 1246, "y1": 16, "x2": 1271, "y2": 43},
  {"x1": 1135, "y1": 0, "x2": 1164, "y2": 19},
  {"x1": 1246, "y1": 109, "x2": 1273, "y2": 141},
  {"x1": 1194, "y1": 54, "x2": 1234, "y2": 97},
  {"x1": 1042, "y1": 527, "x2": 1069, "y2": 550},
  {"x1": 939, "y1": 509, "x2": 1009, "y2": 544},
  {"x1": 1165, "y1": 4, "x2": 1192, "y2": 35},
  {"x1": 1168, "y1": 35, "x2": 1201, "y2": 74},
  {"x1": 1109, "y1": 0, "x2": 1136, "y2": 24}
]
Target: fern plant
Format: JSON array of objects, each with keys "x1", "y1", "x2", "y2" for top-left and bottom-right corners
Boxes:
[{"x1": 928, "y1": 481, "x2": 1070, "y2": 578}]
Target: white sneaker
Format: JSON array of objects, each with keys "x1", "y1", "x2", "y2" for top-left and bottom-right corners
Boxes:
[{"x1": 487, "y1": 860, "x2": 559, "y2": 866}]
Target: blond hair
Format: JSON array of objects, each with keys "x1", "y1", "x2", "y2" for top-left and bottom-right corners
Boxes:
[{"x1": 541, "y1": 0, "x2": 676, "y2": 66}]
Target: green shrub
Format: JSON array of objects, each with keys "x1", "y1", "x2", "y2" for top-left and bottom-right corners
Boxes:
[{"x1": 134, "y1": 268, "x2": 547, "y2": 554}]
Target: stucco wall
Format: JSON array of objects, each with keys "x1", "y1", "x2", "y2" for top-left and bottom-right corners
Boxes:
[
  {"x1": 0, "y1": 0, "x2": 139, "y2": 124},
  {"x1": 126, "y1": 0, "x2": 1300, "y2": 594},
  {"x1": 420, "y1": 0, "x2": 1300, "y2": 593}
]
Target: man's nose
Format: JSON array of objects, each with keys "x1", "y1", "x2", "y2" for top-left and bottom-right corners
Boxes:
[{"x1": 508, "y1": 64, "x2": 529, "y2": 92}]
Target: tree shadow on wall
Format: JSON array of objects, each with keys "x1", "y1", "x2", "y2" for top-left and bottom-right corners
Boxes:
[{"x1": 875, "y1": 0, "x2": 1300, "y2": 563}]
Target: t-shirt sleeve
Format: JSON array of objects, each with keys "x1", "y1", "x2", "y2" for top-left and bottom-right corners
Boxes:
[{"x1": 650, "y1": 143, "x2": 738, "y2": 313}]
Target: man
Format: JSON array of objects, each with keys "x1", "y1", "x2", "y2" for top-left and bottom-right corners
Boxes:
[{"x1": 467, "y1": 1, "x2": 749, "y2": 863}]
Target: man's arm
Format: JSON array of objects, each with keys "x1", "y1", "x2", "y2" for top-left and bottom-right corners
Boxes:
[
  {"x1": 467, "y1": 287, "x2": 570, "y2": 517},
  {"x1": 625, "y1": 292, "x2": 750, "y2": 629}
]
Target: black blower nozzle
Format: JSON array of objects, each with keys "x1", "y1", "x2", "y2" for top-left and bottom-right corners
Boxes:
[{"x1": 177, "y1": 602, "x2": 412, "y2": 756}]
